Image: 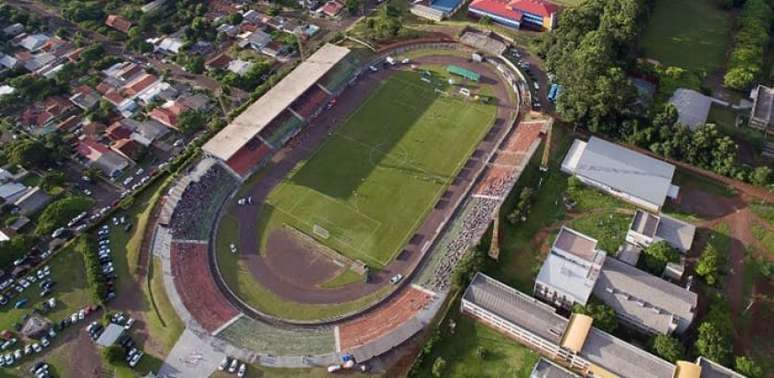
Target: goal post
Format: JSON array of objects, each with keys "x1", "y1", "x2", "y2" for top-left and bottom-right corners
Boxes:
[{"x1": 313, "y1": 224, "x2": 330, "y2": 240}]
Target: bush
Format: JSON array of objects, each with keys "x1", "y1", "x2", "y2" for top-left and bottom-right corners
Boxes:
[
  {"x1": 640, "y1": 241, "x2": 679, "y2": 275},
  {"x1": 102, "y1": 345, "x2": 124, "y2": 365},
  {"x1": 76, "y1": 236, "x2": 108, "y2": 303},
  {"x1": 650, "y1": 335, "x2": 685, "y2": 363},
  {"x1": 572, "y1": 301, "x2": 618, "y2": 333},
  {"x1": 431, "y1": 357, "x2": 447, "y2": 377},
  {"x1": 35, "y1": 196, "x2": 94, "y2": 236},
  {"x1": 735, "y1": 356, "x2": 763, "y2": 378},
  {"x1": 723, "y1": 0, "x2": 772, "y2": 90},
  {"x1": 696, "y1": 243, "x2": 721, "y2": 286}
]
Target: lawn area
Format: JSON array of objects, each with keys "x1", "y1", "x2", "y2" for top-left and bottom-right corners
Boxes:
[
  {"x1": 673, "y1": 169, "x2": 736, "y2": 198},
  {"x1": 751, "y1": 223, "x2": 773, "y2": 257},
  {"x1": 640, "y1": 0, "x2": 731, "y2": 74},
  {"x1": 0, "y1": 247, "x2": 92, "y2": 332},
  {"x1": 216, "y1": 214, "x2": 392, "y2": 321},
  {"x1": 412, "y1": 303, "x2": 539, "y2": 377},
  {"x1": 262, "y1": 70, "x2": 496, "y2": 268},
  {"x1": 750, "y1": 201, "x2": 774, "y2": 225},
  {"x1": 105, "y1": 179, "x2": 184, "y2": 353},
  {"x1": 320, "y1": 268, "x2": 364, "y2": 289}
]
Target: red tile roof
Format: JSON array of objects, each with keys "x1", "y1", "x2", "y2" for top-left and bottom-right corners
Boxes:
[
  {"x1": 322, "y1": 0, "x2": 345, "y2": 17},
  {"x1": 105, "y1": 15, "x2": 133, "y2": 33},
  {"x1": 469, "y1": 0, "x2": 557, "y2": 21},
  {"x1": 122, "y1": 73, "x2": 158, "y2": 97},
  {"x1": 110, "y1": 138, "x2": 145, "y2": 161},
  {"x1": 150, "y1": 102, "x2": 187, "y2": 129},
  {"x1": 76, "y1": 138, "x2": 110, "y2": 161},
  {"x1": 106, "y1": 121, "x2": 132, "y2": 140},
  {"x1": 103, "y1": 90, "x2": 125, "y2": 106},
  {"x1": 511, "y1": 0, "x2": 557, "y2": 17}
]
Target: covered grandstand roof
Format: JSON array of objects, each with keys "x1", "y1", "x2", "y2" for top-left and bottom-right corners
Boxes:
[{"x1": 203, "y1": 44, "x2": 351, "y2": 161}]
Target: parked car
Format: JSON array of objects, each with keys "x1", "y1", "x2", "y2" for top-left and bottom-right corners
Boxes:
[{"x1": 390, "y1": 274, "x2": 403, "y2": 285}]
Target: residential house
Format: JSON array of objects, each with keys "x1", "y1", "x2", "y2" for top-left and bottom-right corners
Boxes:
[
  {"x1": 242, "y1": 10, "x2": 268, "y2": 25},
  {"x1": 534, "y1": 227, "x2": 606, "y2": 310},
  {"x1": 0, "y1": 54, "x2": 21, "y2": 70},
  {"x1": 205, "y1": 53, "x2": 232, "y2": 71},
  {"x1": 179, "y1": 94, "x2": 211, "y2": 112},
  {"x1": 56, "y1": 115, "x2": 81, "y2": 133},
  {"x1": 322, "y1": 0, "x2": 345, "y2": 17},
  {"x1": 561, "y1": 136, "x2": 679, "y2": 212},
  {"x1": 13, "y1": 187, "x2": 51, "y2": 217},
  {"x1": 110, "y1": 138, "x2": 145, "y2": 162},
  {"x1": 105, "y1": 15, "x2": 133, "y2": 33},
  {"x1": 216, "y1": 23, "x2": 240, "y2": 38},
  {"x1": 669, "y1": 88, "x2": 712, "y2": 130},
  {"x1": 245, "y1": 30, "x2": 272, "y2": 50},
  {"x1": 106, "y1": 120, "x2": 134, "y2": 141},
  {"x1": 156, "y1": 36, "x2": 184, "y2": 55},
  {"x1": 16, "y1": 33, "x2": 50, "y2": 52},
  {"x1": 131, "y1": 119, "x2": 169, "y2": 146},
  {"x1": 69, "y1": 85, "x2": 101, "y2": 110},
  {"x1": 149, "y1": 101, "x2": 187, "y2": 129},
  {"x1": 468, "y1": 0, "x2": 558, "y2": 30},
  {"x1": 749, "y1": 84, "x2": 773, "y2": 134},
  {"x1": 23, "y1": 52, "x2": 56, "y2": 72},
  {"x1": 141, "y1": 0, "x2": 169, "y2": 13},
  {"x1": 261, "y1": 41, "x2": 288, "y2": 59},
  {"x1": 82, "y1": 120, "x2": 106, "y2": 139},
  {"x1": 121, "y1": 73, "x2": 159, "y2": 98},
  {"x1": 135, "y1": 80, "x2": 177, "y2": 105},
  {"x1": 19, "y1": 96, "x2": 74, "y2": 133},
  {"x1": 76, "y1": 138, "x2": 130, "y2": 177},
  {"x1": 2, "y1": 23, "x2": 24, "y2": 37},
  {"x1": 227, "y1": 59, "x2": 253, "y2": 75}
]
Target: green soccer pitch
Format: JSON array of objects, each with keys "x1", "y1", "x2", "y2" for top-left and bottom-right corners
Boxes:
[{"x1": 262, "y1": 70, "x2": 497, "y2": 268}]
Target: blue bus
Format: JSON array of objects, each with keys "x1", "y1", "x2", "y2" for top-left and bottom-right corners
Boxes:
[{"x1": 547, "y1": 84, "x2": 562, "y2": 103}]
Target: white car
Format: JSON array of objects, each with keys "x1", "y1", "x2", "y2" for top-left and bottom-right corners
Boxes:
[
  {"x1": 368, "y1": 65, "x2": 378, "y2": 72},
  {"x1": 390, "y1": 274, "x2": 403, "y2": 285},
  {"x1": 229, "y1": 359, "x2": 238, "y2": 373},
  {"x1": 218, "y1": 357, "x2": 229, "y2": 371},
  {"x1": 229, "y1": 244, "x2": 237, "y2": 254},
  {"x1": 238, "y1": 363, "x2": 246, "y2": 377},
  {"x1": 32, "y1": 343, "x2": 42, "y2": 353}
]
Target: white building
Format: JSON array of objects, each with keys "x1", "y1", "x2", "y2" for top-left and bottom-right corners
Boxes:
[{"x1": 561, "y1": 136, "x2": 679, "y2": 212}]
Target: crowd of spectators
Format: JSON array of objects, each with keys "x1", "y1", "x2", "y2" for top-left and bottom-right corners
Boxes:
[
  {"x1": 428, "y1": 197, "x2": 499, "y2": 291},
  {"x1": 169, "y1": 163, "x2": 238, "y2": 240}
]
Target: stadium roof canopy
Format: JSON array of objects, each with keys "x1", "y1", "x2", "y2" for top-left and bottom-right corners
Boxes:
[{"x1": 203, "y1": 43, "x2": 351, "y2": 161}]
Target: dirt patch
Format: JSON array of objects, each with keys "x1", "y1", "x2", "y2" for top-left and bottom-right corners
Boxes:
[{"x1": 264, "y1": 228, "x2": 345, "y2": 288}]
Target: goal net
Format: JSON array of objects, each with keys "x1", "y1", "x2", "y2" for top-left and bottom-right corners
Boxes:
[{"x1": 313, "y1": 224, "x2": 330, "y2": 239}]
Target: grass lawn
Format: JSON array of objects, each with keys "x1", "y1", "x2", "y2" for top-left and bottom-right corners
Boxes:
[
  {"x1": 412, "y1": 304, "x2": 539, "y2": 377},
  {"x1": 751, "y1": 223, "x2": 774, "y2": 256},
  {"x1": 568, "y1": 209, "x2": 633, "y2": 254},
  {"x1": 673, "y1": 169, "x2": 736, "y2": 198},
  {"x1": 103, "y1": 180, "x2": 184, "y2": 355},
  {"x1": 640, "y1": 0, "x2": 731, "y2": 73},
  {"x1": 320, "y1": 268, "x2": 364, "y2": 289},
  {"x1": 0, "y1": 247, "x2": 92, "y2": 332},
  {"x1": 262, "y1": 70, "x2": 496, "y2": 268},
  {"x1": 216, "y1": 214, "x2": 391, "y2": 321},
  {"x1": 750, "y1": 201, "x2": 774, "y2": 225}
]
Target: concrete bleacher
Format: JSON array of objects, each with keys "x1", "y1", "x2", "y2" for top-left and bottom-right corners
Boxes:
[
  {"x1": 290, "y1": 85, "x2": 330, "y2": 120},
  {"x1": 226, "y1": 137, "x2": 274, "y2": 177},
  {"x1": 216, "y1": 316, "x2": 335, "y2": 356},
  {"x1": 338, "y1": 287, "x2": 433, "y2": 352},
  {"x1": 257, "y1": 110, "x2": 305, "y2": 148},
  {"x1": 170, "y1": 241, "x2": 239, "y2": 334}
]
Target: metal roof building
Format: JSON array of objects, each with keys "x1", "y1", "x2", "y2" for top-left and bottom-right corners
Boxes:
[
  {"x1": 561, "y1": 137, "x2": 678, "y2": 212},
  {"x1": 461, "y1": 273, "x2": 744, "y2": 378},
  {"x1": 626, "y1": 210, "x2": 696, "y2": 253},
  {"x1": 534, "y1": 227, "x2": 606, "y2": 310},
  {"x1": 669, "y1": 88, "x2": 712, "y2": 130},
  {"x1": 202, "y1": 44, "x2": 350, "y2": 162},
  {"x1": 594, "y1": 257, "x2": 697, "y2": 335}
]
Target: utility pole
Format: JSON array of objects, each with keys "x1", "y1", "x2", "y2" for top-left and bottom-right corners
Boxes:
[{"x1": 296, "y1": 33, "x2": 306, "y2": 62}]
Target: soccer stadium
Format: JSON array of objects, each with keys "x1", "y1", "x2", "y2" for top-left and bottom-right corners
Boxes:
[{"x1": 153, "y1": 36, "x2": 547, "y2": 373}]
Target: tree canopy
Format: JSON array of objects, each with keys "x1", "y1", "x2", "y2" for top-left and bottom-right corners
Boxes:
[
  {"x1": 573, "y1": 301, "x2": 618, "y2": 333},
  {"x1": 640, "y1": 240, "x2": 679, "y2": 275},
  {"x1": 651, "y1": 335, "x2": 685, "y2": 363},
  {"x1": 35, "y1": 196, "x2": 94, "y2": 235}
]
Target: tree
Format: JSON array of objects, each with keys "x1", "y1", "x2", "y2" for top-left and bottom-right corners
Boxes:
[
  {"x1": 750, "y1": 166, "x2": 771, "y2": 187},
  {"x1": 7, "y1": 139, "x2": 49, "y2": 168},
  {"x1": 345, "y1": 0, "x2": 362, "y2": 15},
  {"x1": 0, "y1": 234, "x2": 37, "y2": 268},
  {"x1": 695, "y1": 322, "x2": 732, "y2": 365},
  {"x1": 102, "y1": 345, "x2": 125, "y2": 365},
  {"x1": 41, "y1": 172, "x2": 66, "y2": 192},
  {"x1": 573, "y1": 302, "x2": 618, "y2": 333},
  {"x1": 640, "y1": 241, "x2": 679, "y2": 275},
  {"x1": 35, "y1": 196, "x2": 95, "y2": 235},
  {"x1": 735, "y1": 356, "x2": 763, "y2": 378},
  {"x1": 696, "y1": 243, "x2": 721, "y2": 286},
  {"x1": 651, "y1": 335, "x2": 684, "y2": 363},
  {"x1": 431, "y1": 357, "x2": 446, "y2": 377},
  {"x1": 178, "y1": 110, "x2": 208, "y2": 135}
]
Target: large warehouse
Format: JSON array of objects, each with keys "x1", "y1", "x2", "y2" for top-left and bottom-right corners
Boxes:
[{"x1": 202, "y1": 43, "x2": 358, "y2": 178}]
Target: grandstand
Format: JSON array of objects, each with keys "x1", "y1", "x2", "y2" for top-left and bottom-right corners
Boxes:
[
  {"x1": 169, "y1": 163, "x2": 238, "y2": 240},
  {"x1": 171, "y1": 241, "x2": 240, "y2": 333},
  {"x1": 216, "y1": 316, "x2": 335, "y2": 356},
  {"x1": 202, "y1": 43, "x2": 357, "y2": 178}
]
